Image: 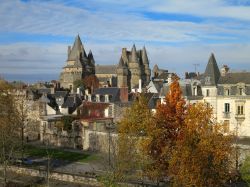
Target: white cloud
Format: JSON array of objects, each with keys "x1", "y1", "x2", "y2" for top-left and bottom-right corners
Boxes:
[{"x1": 0, "y1": 0, "x2": 250, "y2": 80}]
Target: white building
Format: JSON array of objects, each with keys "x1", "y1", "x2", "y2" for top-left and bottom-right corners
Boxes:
[{"x1": 147, "y1": 53, "x2": 250, "y2": 137}]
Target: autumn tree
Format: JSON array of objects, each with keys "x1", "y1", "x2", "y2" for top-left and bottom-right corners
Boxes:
[
  {"x1": 83, "y1": 75, "x2": 99, "y2": 94},
  {"x1": 0, "y1": 81, "x2": 21, "y2": 186},
  {"x1": 169, "y1": 103, "x2": 234, "y2": 187},
  {"x1": 144, "y1": 77, "x2": 186, "y2": 180},
  {"x1": 101, "y1": 94, "x2": 153, "y2": 186}
]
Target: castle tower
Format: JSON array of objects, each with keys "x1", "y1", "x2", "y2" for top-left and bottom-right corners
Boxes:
[
  {"x1": 116, "y1": 45, "x2": 151, "y2": 91},
  {"x1": 129, "y1": 44, "x2": 141, "y2": 89},
  {"x1": 117, "y1": 57, "x2": 128, "y2": 88},
  {"x1": 60, "y1": 35, "x2": 95, "y2": 91}
]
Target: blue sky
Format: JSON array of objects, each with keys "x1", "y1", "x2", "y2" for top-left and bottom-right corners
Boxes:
[{"x1": 0, "y1": 0, "x2": 250, "y2": 82}]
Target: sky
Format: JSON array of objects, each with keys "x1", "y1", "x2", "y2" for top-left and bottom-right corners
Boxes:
[{"x1": 0, "y1": 0, "x2": 250, "y2": 82}]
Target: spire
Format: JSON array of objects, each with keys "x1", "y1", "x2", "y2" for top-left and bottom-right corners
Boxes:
[
  {"x1": 142, "y1": 46, "x2": 149, "y2": 64},
  {"x1": 131, "y1": 44, "x2": 138, "y2": 63},
  {"x1": 88, "y1": 50, "x2": 93, "y2": 58},
  {"x1": 118, "y1": 56, "x2": 125, "y2": 68},
  {"x1": 88, "y1": 50, "x2": 95, "y2": 66},
  {"x1": 204, "y1": 53, "x2": 221, "y2": 86},
  {"x1": 68, "y1": 35, "x2": 86, "y2": 61}
]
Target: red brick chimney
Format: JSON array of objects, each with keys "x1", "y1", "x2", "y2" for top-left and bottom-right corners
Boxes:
[{"x1": 120, "y1": 87, "x2": 128, "y2": 103}]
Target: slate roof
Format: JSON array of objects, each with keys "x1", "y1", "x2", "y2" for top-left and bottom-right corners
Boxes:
[
  {"x1": 94, "y1": 87, "x2": 120, "y2": 102},
  {"x1": 37, "y1": 88, "x2": 51, "y2": 95},
  {"x1": 157, "y1": 72, "x2": 170, "y2": 80},
  {"x1": 148, "y1": 94, "x2": 160, "y2": 109},
  {"x1": 61, "y1": 95, "x2": 82, "y2": 108},
  {"x1": 68, "y1": 35, "x2": 86, "y2": 61},
  {"x1": 52, "y1": 91, "x2": 69, "y2": 98},
  {"x1": 218, "y1": 72, "x2": 250, "y2": 84},
  {"x1": 201, "y1": 53, "x2": 221, "y2": 86},
  {"x1": 95, "y1": 65, "x2": 117, "y2": 74}
]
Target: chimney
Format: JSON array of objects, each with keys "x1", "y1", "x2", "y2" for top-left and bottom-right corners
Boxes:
[
  {"x1": 120, "y1": 87, "x2": 128, "y2": 103},
  {"x1": 185, "y1": 72, "x2": 189, "y2": 79},
  {"x1": 77, "y1": 87, "x2": 81, "y2": 96},
  {"x1": 138, "y1": 79, "x2": 142, "y2": 93},
  {"x1": 221, "y1": 65, "x2": 229, "y2": 76},
  {"x1": 88, "y1": 94, "x2": 92, "y2": 102},
  {"x1": 85, "y1": 89, "x2": 89, "y2": 96}
]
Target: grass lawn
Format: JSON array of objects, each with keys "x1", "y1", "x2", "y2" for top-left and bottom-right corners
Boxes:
[
  {"x1": 24, "y1": 145, "x2": 99, "y2": 163},
  {"x1": 240, "y1": 155, "x2": 250, "y2": 185}
]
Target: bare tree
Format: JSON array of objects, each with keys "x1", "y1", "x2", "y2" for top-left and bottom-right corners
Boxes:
[
  {"x1": 0, "y1": 81, "x2": 21, "y2": 186},
  {"x1": 14, "y1": 89, "x2": 40, "y2": 159}
]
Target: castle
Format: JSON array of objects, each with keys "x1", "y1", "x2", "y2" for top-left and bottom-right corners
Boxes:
[
  {"x1": 60, "y1": 35, "x2": 95, "y2": 90},
  {"x1": 60, "y1": 35, "x2": 151, "y2": 91},
  {"x1": 117, "y1": 45, "x2": 151, "y2": 89}
]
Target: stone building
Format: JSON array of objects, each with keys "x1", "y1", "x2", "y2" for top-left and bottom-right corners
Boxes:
[
  {"x1": 95, "y1": 65, "x2": 117, "y2": 87},
  {"x1": 60, "y1": 35, "x2": 95, "y2": 91},
  {"x1": 117, "y1": 45, "x2": 151, "y2": 90}
]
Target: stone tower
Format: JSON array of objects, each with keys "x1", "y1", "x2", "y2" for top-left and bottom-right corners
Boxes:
[
  {"x1": 117, "y1": 57, "x2": 128, "y2": 88},
  {"x1": 117, "y1": 45, "x2": 151, "y2": 90},
  {"x1": 60, "y1": 35, "x2": 95, "y2": 91}
]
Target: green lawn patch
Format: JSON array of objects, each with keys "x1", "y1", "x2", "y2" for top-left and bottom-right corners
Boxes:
[
  {"x1": 24, "y1": 145, "x2": 99, "y2": 163},
  {"x1": 240, "y1": 155, "x2": 250, "y2": 184}
]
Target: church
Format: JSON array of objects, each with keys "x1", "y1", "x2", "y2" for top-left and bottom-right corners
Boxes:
[
  {"x1": 60, "y1": 35, "x2": 151, "y2": 92},
  {"x1": 60, "y1": 35, "x2": 95, "y2": 90}
]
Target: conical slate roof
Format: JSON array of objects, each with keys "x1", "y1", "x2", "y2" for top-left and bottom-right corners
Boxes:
[
  {"x1": 131, "y1": 44, "x2": 138, "y2": 63},
  {"x1": 203, "y1": 53, "x2": 221, "y2": 86},
  {"x1": 118, "y1": 56, "x2": 126, "y2": 68},
  {"x1": 142, "y1": 46, "x2": 149, "y2": 64},
  {"x1": 68, "y1": 35, "x2": 86, "y2": 61}
]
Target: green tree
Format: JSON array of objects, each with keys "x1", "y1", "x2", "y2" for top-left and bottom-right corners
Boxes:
[{"x1": 101, "y1": 94, "x2": 153, "y2": 186}]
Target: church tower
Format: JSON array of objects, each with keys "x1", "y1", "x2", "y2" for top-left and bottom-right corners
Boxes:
[
  {"x1": 117, "y1": 57, "x2": 128, "y2": 88},
  {"x1": 60, "y1": 35, "x2": 95, "y2": 91},
  {"x1": 129, "y1": 45, "x2": 141, "y2": 89},
  {"x1": 117, "y1": 45, "x2": 151, "y2": 91}
]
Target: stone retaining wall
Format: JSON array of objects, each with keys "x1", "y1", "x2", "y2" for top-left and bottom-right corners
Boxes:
[{"x1": 8, "y1": 166, "x2": 101, "y2": 186}]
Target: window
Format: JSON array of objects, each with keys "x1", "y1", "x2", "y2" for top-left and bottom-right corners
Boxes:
[
  {"x1": 205, "y1": 76, "x2": 210, "y2": 84},
  {"x1": 237, "y1": 105, "x2": 244, "y2": 115},
  {"x1": 224, "y1": 103, "x2": 230, "y2": 113},
  {"x1": 225, "y1": 89, "x2": 230, "y2": 96},
  {"x1": 206, "y1": 89, "x2": 210, "y2": 97},
  {"x1": 239, "y1": 88, "x2": 243, "y2": 95},
  {"x1": 193, "y1": 87, "x2": 196, "y2": 96}
]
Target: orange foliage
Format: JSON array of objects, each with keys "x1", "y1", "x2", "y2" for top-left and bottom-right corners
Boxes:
[
  {"x1": 169, "y1": 103, "x2": 234, "y2": 186},
  {"x1": 83, "y1": 75, "x2": 99, "y2": 93},
  {"x1": 144, "y1": 78, "x2": 186, "y2": 180}
]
